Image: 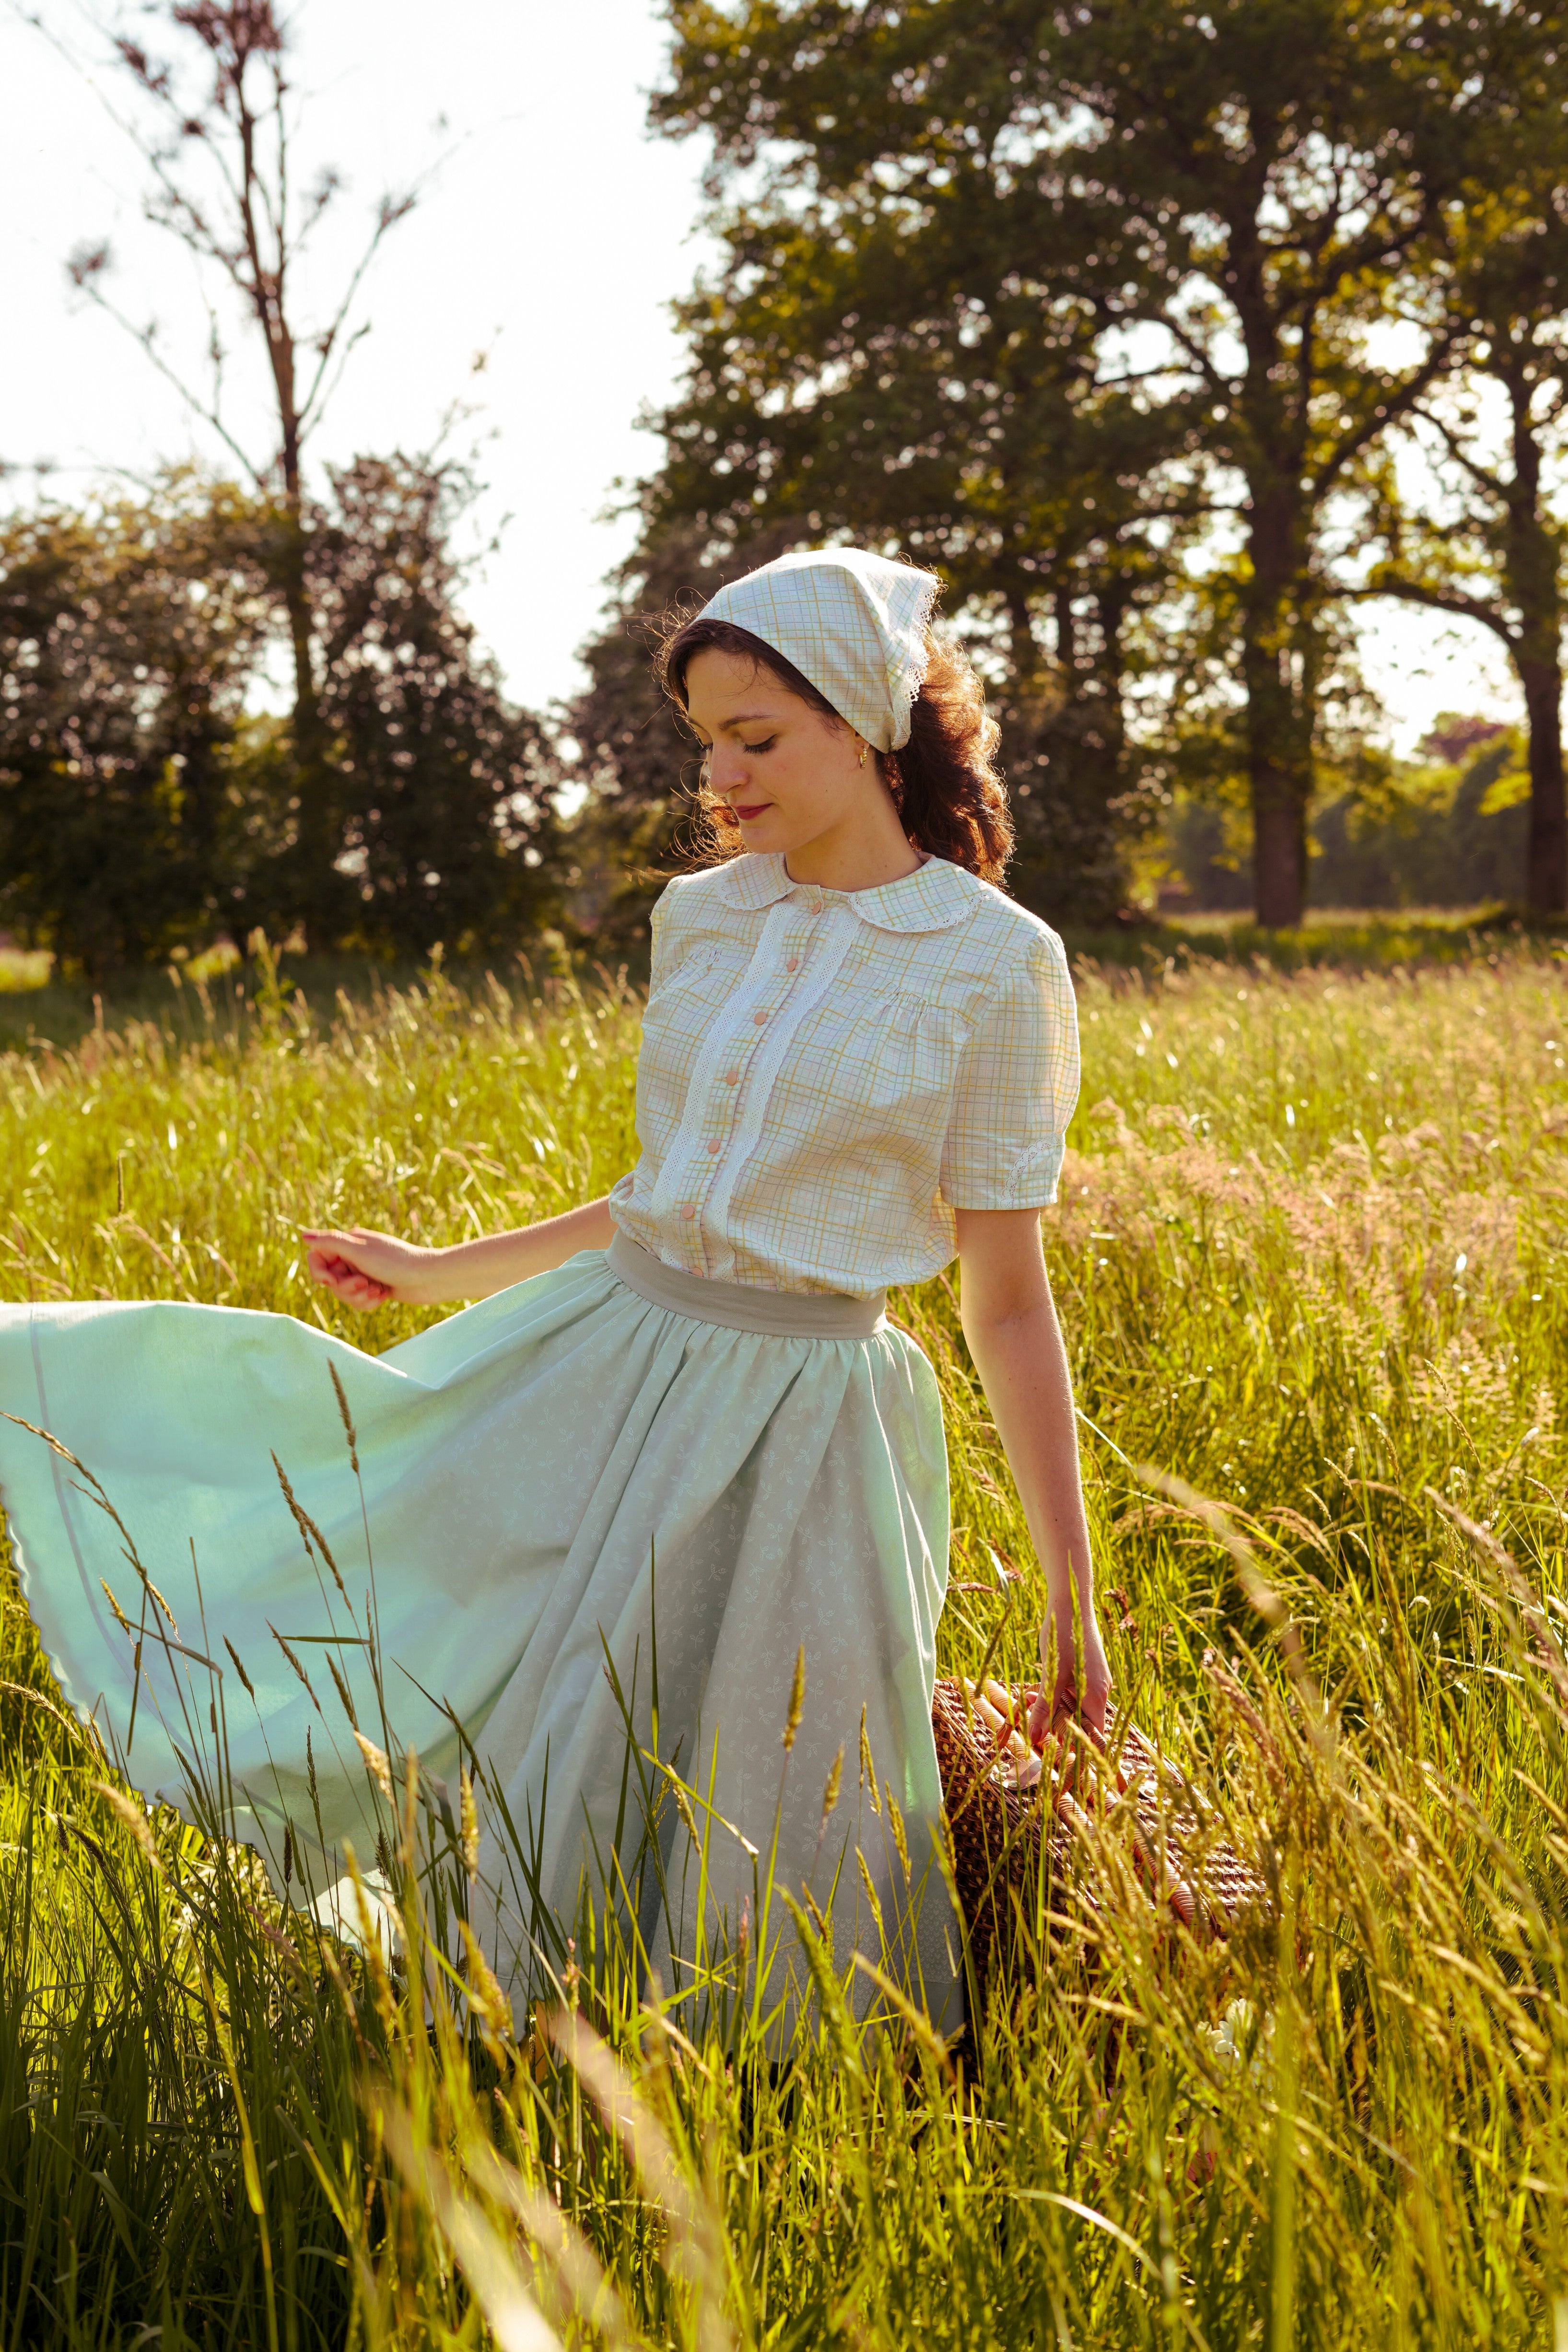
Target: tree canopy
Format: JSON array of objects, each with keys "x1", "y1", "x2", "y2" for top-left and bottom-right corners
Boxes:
[
  {"x1": 1359, "y1": 74, "x2": 1568, "y2": 912},
  {"x1": 0, "y1": 479, "x2": 270, "y2": 973},
  {"x1": 564, "y1": 0, "x2": 1568, "y2": 927},
  {"x1": 0, "y1": 466, "x2": 557, "y2": 976},
  {"x1": 12, "y1": 0, "x2": 1568, "y2": 948}
]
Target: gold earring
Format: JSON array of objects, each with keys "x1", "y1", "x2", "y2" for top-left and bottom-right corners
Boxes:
[{"x1": 858, "y1": 740, "x2": 869, "y2": 768}]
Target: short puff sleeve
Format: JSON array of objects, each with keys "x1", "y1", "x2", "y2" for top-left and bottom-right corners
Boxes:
[{"x1": 939, "y1": 937, "x2": 1080, "y2": 1209}]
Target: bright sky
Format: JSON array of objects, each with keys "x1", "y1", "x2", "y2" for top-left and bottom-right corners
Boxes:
[
  {"x1": 1351, "y1": 549, "x2": 1516, "y2": 755},
  {"x1": 0, "y1": 0, "x2": 1518, "y2": 749},
  {"x1": 1, "y1": 0, "x2": 714, "y2": 716}
]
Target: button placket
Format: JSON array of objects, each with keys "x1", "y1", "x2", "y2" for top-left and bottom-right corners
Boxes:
[
  {"x1": 703, "y1": 899, "x2": 860, "y2": 1277},
  {"x1": 646, "y1": 899, "x2": 795, "y2": 1258},
  {"x1": 780, "y1": 898, "x2": 819, "y2": 985},
  {"x1": 692, "y1": 932, "x2": 789, "y2": 1245},
  {"x1": 622, "y1": 849, "x2": 1000, "y2": 1287}
]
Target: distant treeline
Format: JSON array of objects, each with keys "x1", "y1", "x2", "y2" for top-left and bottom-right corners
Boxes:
[
  {"x1": 0, "y1": 471, "x2": 1548, "y2": 982},
  {"x1": 1166, "y1": 722, "x2": 1533, "y2": 914},
  {"x1": 0, "y1": 465, "x2": 554, "y2": 979},
  {"x1": 10, "y1": 0, "x2": 1568, "y2": 964}
]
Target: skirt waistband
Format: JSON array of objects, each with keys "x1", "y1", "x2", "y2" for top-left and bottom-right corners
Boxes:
[{"x1": 607, "y1": 1230, "x2": 888, "y2": 1339}]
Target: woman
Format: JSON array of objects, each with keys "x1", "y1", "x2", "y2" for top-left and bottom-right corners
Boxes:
[{"x1": 0, "y1": 548, "x2": 1106, "y2": 2030}]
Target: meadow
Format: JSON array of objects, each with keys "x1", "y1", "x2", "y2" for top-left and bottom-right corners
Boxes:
[{"x1": 0, "y1": 933, "x2": 1565, "y2": 2348}]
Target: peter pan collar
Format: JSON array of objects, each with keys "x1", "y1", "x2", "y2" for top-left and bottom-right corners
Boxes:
[{"x1": 718, "y1": 852, "x2": 977, "y2": 934}]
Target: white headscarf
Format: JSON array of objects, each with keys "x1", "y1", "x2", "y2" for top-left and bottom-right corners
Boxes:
[{"x1": 699, "y1": 548, "x2": 939, "y2": 753}]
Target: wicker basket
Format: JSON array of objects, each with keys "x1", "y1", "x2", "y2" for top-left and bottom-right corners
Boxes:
[{"x1": 931, "y1": 1676, "x2": 1268, "y2": 2000}]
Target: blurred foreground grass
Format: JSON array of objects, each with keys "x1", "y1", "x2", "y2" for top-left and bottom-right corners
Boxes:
[{"x1": 0, "y1": 938, "x2": 1566, "y2": 2344}]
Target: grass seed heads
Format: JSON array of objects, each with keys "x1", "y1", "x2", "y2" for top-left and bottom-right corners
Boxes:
[{"x1": 0, "y1": 948, "x2": 1562, "y2": 2344}]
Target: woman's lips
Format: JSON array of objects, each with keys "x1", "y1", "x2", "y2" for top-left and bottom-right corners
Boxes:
[{"x1": 731, "y1": 802, "x2": 772, "y2": 821}]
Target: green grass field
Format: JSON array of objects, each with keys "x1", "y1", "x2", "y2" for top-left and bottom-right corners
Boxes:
[{"x1": 0, "y1": 936, "x2": 1566, "y2": 2347}]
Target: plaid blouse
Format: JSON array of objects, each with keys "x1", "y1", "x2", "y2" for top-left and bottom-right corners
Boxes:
[{"x1": 608, "y1": 852, "x2": 1080, "y2": 1298}]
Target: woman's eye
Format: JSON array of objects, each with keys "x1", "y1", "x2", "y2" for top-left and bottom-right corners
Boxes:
[{"x1": 742, "y1": 737, "x2": 777, "y2": 755}]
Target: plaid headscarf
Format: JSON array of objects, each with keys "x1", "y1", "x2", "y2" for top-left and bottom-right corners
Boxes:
[{"x1": 701, "y1": 548, "x2": 939, "y2": 753}]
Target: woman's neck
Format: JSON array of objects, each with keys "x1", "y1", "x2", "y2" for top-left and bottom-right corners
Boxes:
[{"x1": 782, "y1": 805, "x2": 923, "y2": 894}]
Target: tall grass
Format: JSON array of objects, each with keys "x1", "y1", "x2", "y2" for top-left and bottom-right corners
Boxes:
[{"x1": 0, "y1": 940, "x2": 1566, "y2": 2345}]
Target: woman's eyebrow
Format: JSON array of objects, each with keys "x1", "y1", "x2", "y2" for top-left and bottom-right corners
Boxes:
[{"x1": 689, "y1": 708, "x2": 778, "y2": 741}]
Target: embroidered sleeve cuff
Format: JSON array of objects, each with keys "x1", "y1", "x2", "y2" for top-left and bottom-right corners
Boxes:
[{"x1": 948, "y1": 1136, "x2": 1065, "y2": 1211}]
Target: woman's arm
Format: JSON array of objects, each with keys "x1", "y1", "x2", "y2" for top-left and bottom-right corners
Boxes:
[
  {"x1": 953, "y1": 1205, "x2": 1110, "y2": 1740},
  {"x1": 301, "y1": 1196, "x2": 618, "y2": 1311}
]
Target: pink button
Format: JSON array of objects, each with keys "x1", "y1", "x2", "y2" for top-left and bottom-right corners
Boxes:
[
  {"x1": 722, "y1": 1070, "x2": 738, "y2": 1085},
  {"x1": 679, "y1": 1204, "x2": 696, "y2": 1219},
  {"x1": 706, "y1": 1141, "x2": 720, "y2": 1154},
  {"x1": 786, "y1": 958, "x2": 799, "y2": 972},
  {"x1": 753, "y1": 1010, "x2": 768, "y2": 1026}
]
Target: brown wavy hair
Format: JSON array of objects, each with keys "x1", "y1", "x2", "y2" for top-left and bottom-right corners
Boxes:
[{"x1": 655, "y1": 610, "x2": 1013, "y2": 885}]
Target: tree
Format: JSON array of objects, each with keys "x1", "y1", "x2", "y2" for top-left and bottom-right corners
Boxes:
[
  {"x1": 1162, "y1": 717, "x2": 1531, "y2": 908},
  {"x1": 634, "y1": 14, "x2": 1213, "y2": 923},
  {"x1": 1357, "y1": 96, "x2": 1568, "y2": 913},
  {"x1": 565, "y1": 520, "x2": 802, "y2": 954},
  {"x1": 0, "y1": 465, "x2": 555, "y2": 971},
  {"x1": 651, "y1": 0, "x2": 1508, "y2": 925},
  {"x1": 1307, "y1": 722, "x2": 1529, "y2": 908},
  {"x1": 649, "y1": 257, "x2": 1201, "y2": 923},
  {"x1": 0, "y1": 476, "x2": 272, "y2": 975},
  {"x1": 308, "y1": 456, "x2": 558, "y2": 960},
  {"x1": 55, "y1": 0, "x2": 425, "y2": 938}
]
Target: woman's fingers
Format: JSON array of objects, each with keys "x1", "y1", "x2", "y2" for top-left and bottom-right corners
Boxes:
[
  {"x1": 329, "y1": 1281, "x2": 393, "y2": 1311},
  {"x1": 302, "y1": 1223, "x2": 440, "y2": 1311},
  {"x1": 305, "y1": 1240, "x2": 381, "y2": 1278},
  {"x1": 1055, "y1": 1677, "x2": 1110, "y2": 1748},
  {"x1": 1033, "y1": 1608, "x2": 1112, "y2": 1744},
  {"x1": 301, "y1": 1228, "x2": 381, "y2": 1261},
  {"x1": 1077, "y1": 1676, "x2": 1110, "y2": 1740},
  {"x1": 306, "y1": 1244, "x2": 394, "y2": 1307},
  {"x1": 306, "y1": 1247, "x2": 351, "y2": 1283},
  {"x1": 1027, "y1": 1670, "x2": 1111, "y2": 1751}
]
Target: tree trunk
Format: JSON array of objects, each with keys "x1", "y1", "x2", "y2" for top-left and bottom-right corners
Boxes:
[
  {"x1": 1089, "y1": 581, "x2": 1132, "y2": 778},
  {"x1": 1521, "y1": 654, "x2": 1568, "y2": 914},
  {"x1": 1250, "y1": 762, "x2": 1307, "y2": 928},
  {"x1": 1501, "y1": 366, "x2": 1567, "y2": 916},
  {"x1": 274, "y1": 404, "x2": 341, "y2": 944},
  {"x1": 279, "y1": 506, "x2": 321, "y2": 789},
  {"x1": 1053, "y1": 584, "x2": 1076, "y2": 688},
  {"x1": 240, "y1": 66, "x2": 339, "y2": 948},
  {"x1": 1241, "y1": 494, "x2": 1312, "y2": 929},
  {"x1": 1227, "y1": 215, "x2": 1316, "y2": 931}
]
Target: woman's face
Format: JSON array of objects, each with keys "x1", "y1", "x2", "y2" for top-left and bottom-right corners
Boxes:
[{"x1": 682, "y1": 646, "x2": 884, "y2": 871}]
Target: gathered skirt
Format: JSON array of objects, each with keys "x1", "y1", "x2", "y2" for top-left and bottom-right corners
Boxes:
[{"x1": 0, "y1": 1234, "x2": 960, "y2": 2031}]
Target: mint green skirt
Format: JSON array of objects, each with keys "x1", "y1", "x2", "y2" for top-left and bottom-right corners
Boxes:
[{"x1": 0, "y1": 1237, "x2": 959, "y2": 2030}]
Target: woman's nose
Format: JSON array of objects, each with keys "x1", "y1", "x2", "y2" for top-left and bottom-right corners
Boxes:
[{"x1": 708, "y1": 742, "x2": 749, "y2": 794}]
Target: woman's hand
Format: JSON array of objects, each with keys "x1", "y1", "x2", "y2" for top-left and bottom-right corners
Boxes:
[
  {"x1": 1028, "y1": 1600, "x2": 1111, "y2": 1749},
  {"x1": 302, "y1": 1227, "x2": 440, "y2": 1311},
  {"x1": 301, "y1": 1198, "x2": 620, "y2": 1311}
]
